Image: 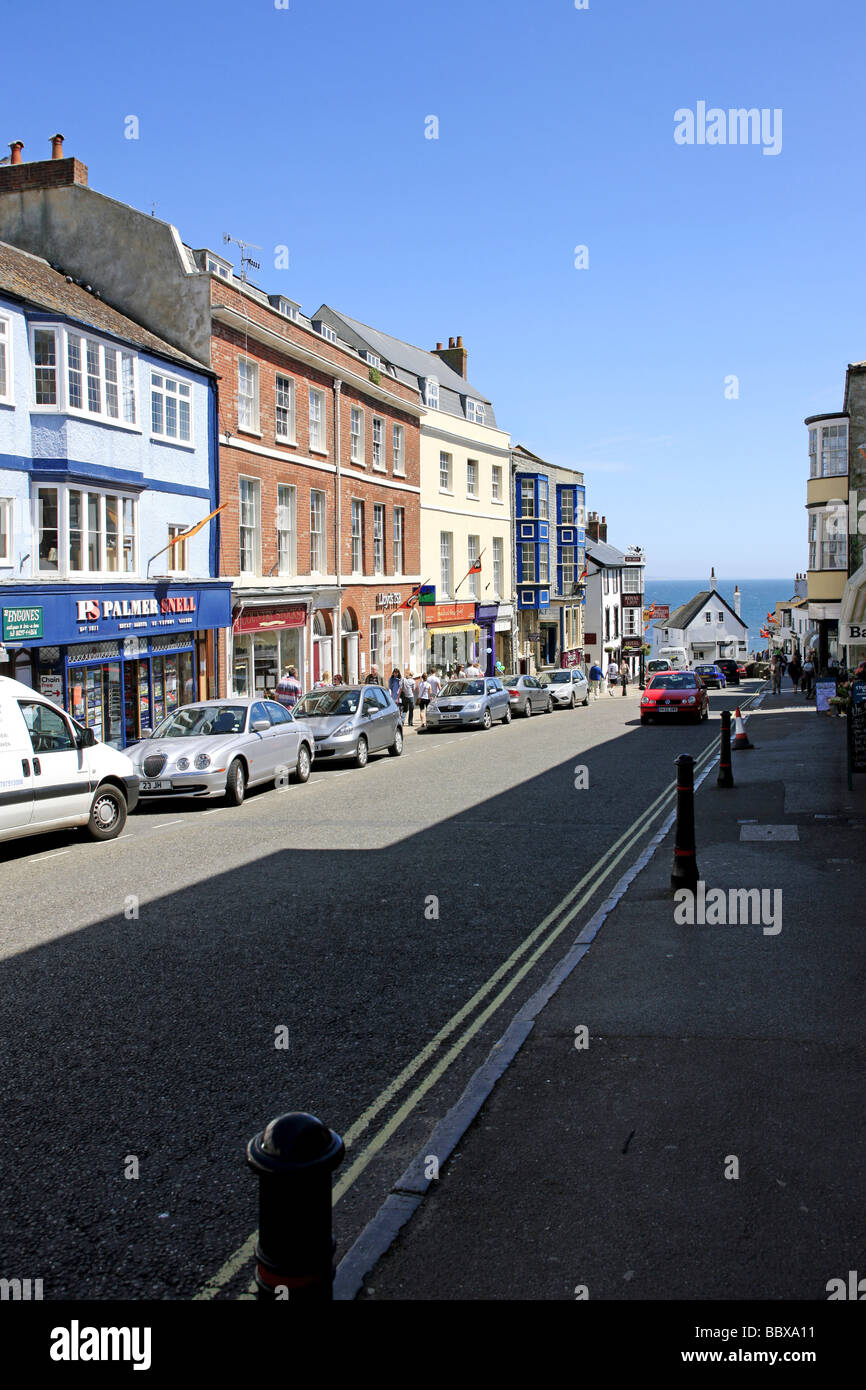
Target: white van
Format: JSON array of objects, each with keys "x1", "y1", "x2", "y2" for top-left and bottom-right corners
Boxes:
[
  {"x1": 0, "y1": 675, "x2": 139, "y2": 844},
  {"x1": 658, "y1": 646, "x2": 689, "y2": 671}
]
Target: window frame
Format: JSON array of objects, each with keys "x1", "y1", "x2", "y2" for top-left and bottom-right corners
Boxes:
[
  {"x1": 238, "y1": 475, "x2": 262, "y2": 575},
  {"x1": 308, "y1": 387, "x2": 327, "y2": 454},
  {"x1": 277, "y1": 483, "x2": 297, "y2": 576},
  {"x1": 466, "y1": 459, "x2": 479, "y2": 498},
  {"x1": 275, "y1": 374, "x2": 296, "y2": 445},
  {"x1": 372, "y1": 416, "x2": 386, "y2": 471},
  {"x1": 392, "y1": 423, "x2": 405, "y2": 475},
  {"x1": 167, "y1": 523, "x2": 188, "y2": 574},
  {"x1": 33, "y1": 481, "x2": 139, "y2": 577},
  {"x1": 373, "y1": 503, "x2": 385, "y2": 575},
  {"x1": 424, "y1": 377, "x2": 439, "y2": 410},
  {"x1": 351, "y1": 498, "x2": 365, "y2": 575},
  {"x1": 29, "y1": 323, "x2": 139, "y2": 430},
  {"x1": 440, "y1": 530, "x2": 453, "y2": 597},
  {"x1": 492, "y1": 536, "x2": 502, "y2": 597},
  {"x1": 310, "y1": 488, "x2": 327, "y2": 572},
  {"x1": 491, "y1": 465, "x2": 502, "y2": 502},
  {"x1": 0, "y1": 313, "x2": 12, "y2": 404},
  {"x1": 393, "y1": 506, "x2": 405, "y2": 576},
  {"x1": 350, "y1": 405, "x2": 365, "y2": 465},
  {"x1": 151, "y1": 369, "x2": 193, "y2": 446},
  {"x1": 466, "y1": 398, "x2": 485, "y2": 425},
  {"x1": 439, "y1": 450, "x2": 453, "y2": 493},
  {"x1": 237, "y1": 357, "x2": 260, "y2": 435},
  {"x1": 0, "y1": 496, "x2": 13, "y2": 564}
]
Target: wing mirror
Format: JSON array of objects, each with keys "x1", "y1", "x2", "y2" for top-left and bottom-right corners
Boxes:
[
  {"x1": 76, "y1": 725, "x2": 96, "y2": 748},
  {"x1": 252, "y1": 718, "x2": 270, "y2": 732},
  {"x1": 140, "y1": 727, "x2": 153, "y2": 739}
]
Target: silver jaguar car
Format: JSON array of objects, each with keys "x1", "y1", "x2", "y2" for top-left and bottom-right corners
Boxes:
[
  {"x1": 126, "y1": 698, "x2": 315, "y2": 805},
  {"x1": 426, "y1": 677, "x2": 511, "y2": 730}
]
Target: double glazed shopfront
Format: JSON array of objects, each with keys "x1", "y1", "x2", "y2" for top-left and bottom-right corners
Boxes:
[{"x1": 0, "y1": 582, "x2": 232, "y2": 748}]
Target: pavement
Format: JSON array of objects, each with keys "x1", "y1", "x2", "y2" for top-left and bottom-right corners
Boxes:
[{"x1": 344, "y1": 691, "x2": 866, "y2": 1300}]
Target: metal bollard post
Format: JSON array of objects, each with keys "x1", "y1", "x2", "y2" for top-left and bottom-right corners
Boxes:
[
  {"x1": 670, "y1": 753, "x2": 699, "y2": 891},
  {"x1": 717, "y1": 709, "x2": 735, "y2": 788},
  {"x1": 246, "y1": 1111, "x2": 345, "y2": 1301}
]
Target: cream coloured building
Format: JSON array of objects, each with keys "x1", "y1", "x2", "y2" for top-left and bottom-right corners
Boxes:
[{"x1": 312, "y1": 313, "x2": 514, "y2": 675}]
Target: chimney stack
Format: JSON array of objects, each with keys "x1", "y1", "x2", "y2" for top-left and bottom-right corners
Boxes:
[
  {"x1": 710, "y1": 565, "x2": 716, "y2": 590},
  {"x1": 434, "y1": 334, "x2": 469, "y2": 379},
  {"x1": 9, "y1": 141, "x2": 23, "y2": 164},
  {"x1": 51, "y1": 133, "x2": 64, "y2": 160},
  {"x1": 0, "y1": 136, "x2": 88, "y2": 191},
  {"x1": 586, "y1": 511, "x2": 606, "y2": 543},
  {"x1": 733, "y1": 584, "x2": 741, "y2": 617}
]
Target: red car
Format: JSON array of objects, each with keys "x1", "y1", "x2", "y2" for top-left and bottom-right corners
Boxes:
[{"x1": 640, "y1": 672, "x2": 709, "y2": 724}]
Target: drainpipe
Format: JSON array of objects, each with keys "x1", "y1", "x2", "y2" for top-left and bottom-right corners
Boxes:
[{"x1": 333, "y1": 379, "x2": 343, "y2": 670}]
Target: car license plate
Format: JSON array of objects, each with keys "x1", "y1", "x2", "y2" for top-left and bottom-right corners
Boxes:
[
  {"x1": 441, "y1": 713, "x2": 460, "y2": 720},
  {"x1": 141, "y1": 779, "x2": 171, "y2": 790},
  {"x1": 658, "y1": 707, "x2": 678, "y2": 713}
]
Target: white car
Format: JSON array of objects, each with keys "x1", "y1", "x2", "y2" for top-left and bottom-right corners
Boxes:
[
  {"x1": 542, "y1": 667, "x2": 590, "y2": 709},
  {"x1": 0, "y1": 674, "x2": 139, "y2": 844}
]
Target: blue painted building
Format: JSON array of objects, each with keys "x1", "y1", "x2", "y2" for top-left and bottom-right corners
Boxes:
[
  {"x1": 0, "y1": 240, "x2": 232, "y2": 745},
  {"x1": 510, "y1": 444, "x2": 586, "y2": 672}
]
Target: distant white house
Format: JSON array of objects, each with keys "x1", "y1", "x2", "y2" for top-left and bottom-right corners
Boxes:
[{"x1": 653, "y1": 575, "x2": 748, "y2": 665}]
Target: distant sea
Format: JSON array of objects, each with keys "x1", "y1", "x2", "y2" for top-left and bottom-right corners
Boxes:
[{"x1": 643, "y1": 579, "x2": 793, "y2": 654}]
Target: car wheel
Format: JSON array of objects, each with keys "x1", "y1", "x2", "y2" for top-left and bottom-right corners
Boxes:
[
  {"x1": 388, "y1": 726, "x2": 404, "y2": 756},
  {"x1": 582, "y1": 692, "x2": 590, "y2": 706},
  {"x1": 640, "y1": 717, "x2": 649, "y2": 726},
  {"x1": 225, "y1": 758, "x2": 246, "y2": 805},
  {"x1": 524, "y1": 700, "x2": 532, "y2": 717},
  {"x1": 87, "y1": 784, "x2": 127, "y2": 841},
  {"x1": 701, "y1": 705, "x2": 709, "y2": 722},
  {"x1": 545, "y1": 697, "x2": 553, "y2": 713},
  {"x1": 502, "y1": 705, "x2": 512, "y2": 725},
  {"x1": 355, "y1": 735, "x2": 369, "y2": 768},
  {"x1": 481, "y1": 707, "x2": 493, "y2": 731},
  {"x1": 569, "y1": 694, "x2": 575, "y2": 709},
  {"x1": 294, "y1": 743, "x2": 312, "y2": 783}
]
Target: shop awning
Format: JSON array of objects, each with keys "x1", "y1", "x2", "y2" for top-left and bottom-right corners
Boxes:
[{"x1": 427, "y1": 623, "x2": 481, "y2": 636}]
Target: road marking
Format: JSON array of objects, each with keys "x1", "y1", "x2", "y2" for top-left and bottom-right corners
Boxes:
[
  {"x1": 194, "y1": 723, "x2": 730, "y2": 1301},
  {"x1": 29, "y1": 849, "x2": 71, "y2": 862},
  {"x1": 153, "y1": 820, "x2": 184, "y2": 830}
]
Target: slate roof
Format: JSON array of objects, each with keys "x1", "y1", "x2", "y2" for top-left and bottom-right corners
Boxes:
[
  {"x1": 653, "y1": 588, "x2": 747, "y2": 631},
  {"x1": 586, "y1": 537, "x2": 626, "y2": 567},
  {"x1": 311, "y1": 304, "x2": 498, "y2": 428},
  {"x1": 0, "y1": 240, "x2": 209, "y2": 373}
]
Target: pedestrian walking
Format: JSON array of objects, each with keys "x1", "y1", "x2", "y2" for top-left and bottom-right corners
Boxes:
[
  {"x1": 416, "y1": 672, "x2": 432, "y2": 728},
  {"x1": 365, "y1": 666, "x2": 380, "y2": 685},
  {"x1": 771, "y1": 653, "x2": 782, "y2": 695},
  {"x1": 788, "y1": 655, "x2": 802, "y2": 692},
  {"x1": 388, "y1": 667, "x2": 402, "y2": 707},
  {"x1": 315, "y1": 670, "x2": 331, "y2": 689},
  {"x1": 428, "y1": 667, "x2": 441, "y2": 699},
  {"x1": 401, "y1": 671, "x2": 417, "y2": 726},
  {"x1": 332, "y1": 672, "x2": 344, "y2": 686},
  {"x1": 621, "y1": 662, "x2": 630, "y2": 696},
  {"x1": 607, "y1": 659, "x2": 619, "y2": 695},
  {"x1": 275, "y1": 664, "x2": 302, "y2": 710},
  {"x1": 588, "y1": 661, "x2": 603, "y2": 699},
  {"x1": 801, "y1": 655, "x2": 815, "y2": 698}
]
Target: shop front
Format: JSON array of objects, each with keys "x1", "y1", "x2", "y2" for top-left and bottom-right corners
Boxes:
[
  {"x1": 424, "y1": 602, "x2": 481, "y2": 674},
  {"x1": 231, "y1": 602, "x2": 308, "y2": 697},
  {"x1": 841, "y1": 560, "x2": 866, "y2": 668},
  {"x1": 475, "y1": 603, "x2": 499, "y2": 675},
  {"x1": 494, "y1": 603, "x2": 514, "y2": 672},
  {"x1": 0, "y1": 581, "x2": 232, "y2": 748}
]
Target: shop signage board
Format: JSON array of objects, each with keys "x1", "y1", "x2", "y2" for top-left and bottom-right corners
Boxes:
[
  {"x1": 848, "y1": 680, "x2": 866, "y2": 779},
  {"x1": 424, "y1": 602, "x2": 476, "y2": 626},
  {"x1": 584, "y1": 632, "x2": 597, "y2": 644},
  {"x1": 375, "y1": 592, "x2": 403, "y2": 610},
  {"x1": 3, "y1": 606, "x2": 43, "y2": 641},
  {"x1": 621, "y1": 637, "x2": 642, "y2": 651},
  {"x1": 815, "y1": 680, "x2": 836, "y2": 712},
  {"x1": 0, "y1": 584, "x2": 232, "y2": 646},
  {"x1": 622, "y1": 594, "x2": 642, "y2": 608},
  {"x1": 236, "y1": 605, "x2": 306, "y2": 632},
  {"x1": 649, "y1": 605, "x2": 670, "y2": 620},
  {"x1": 40, "y1": 673, "x2": 63, "y2": 701}
]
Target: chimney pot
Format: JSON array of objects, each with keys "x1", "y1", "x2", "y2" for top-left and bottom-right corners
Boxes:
[
  {"x1": 448, "y1": 337, "x2": 456, "y2": 349},
  {"x1": 9, "y1": 141, "x2": 24, "y2": 164},
  {"x1": 51, "y1": 133, "x2": 64, "y2": 160},
  {"x1": 456, "y1": 336, "x2": 463, "y2": 347},
  {"x1": 435, "y1": 342, "x2": 443, "y2": 350}
]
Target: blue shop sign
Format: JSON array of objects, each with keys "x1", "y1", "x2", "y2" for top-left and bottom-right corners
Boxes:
[{"x1": 0, "y1": 583, "x2": 232, "y2": 646}]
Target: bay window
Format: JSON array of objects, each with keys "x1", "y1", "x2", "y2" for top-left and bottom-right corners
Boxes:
[
  {"x1": 32, "y1": 325, "x2": 136, "y2": 424},
  {"x1": 36, "y1": 484, "x2": 137, "y2": 574}
]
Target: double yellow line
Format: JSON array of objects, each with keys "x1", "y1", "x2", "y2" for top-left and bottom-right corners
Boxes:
[{"x1": 196, "y1": 709, "x2": 746, "y2": 1299}]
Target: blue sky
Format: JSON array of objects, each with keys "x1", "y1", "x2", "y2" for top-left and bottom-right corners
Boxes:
[{"x1": 5, "y1": 0, "x2": 863, "y2": 577}]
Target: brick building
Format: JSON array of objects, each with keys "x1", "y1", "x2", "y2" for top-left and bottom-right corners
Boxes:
[{"x1": 0, "y1": 138, "x2": 425, "y2": 692}]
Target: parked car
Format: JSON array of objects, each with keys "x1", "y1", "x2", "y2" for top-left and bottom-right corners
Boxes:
[
  {"x1": 541, "y1": 668, "x2": 590, "y2": 708},
  {"x1": 640, "y1": 672, "x2": 709, "y2": 724},
  {"x1": 501, "y1": 674, "x2": 553, "y2": 716},
  {"x1": 693, "y1": 662, "x2": 726, "y2": 689},
  {"x1": 646, "y1": 659, "x2": 674, "y2": 676},
  {"x1": 715, "y1": 659, "x2": 741, "y2": 686},
  {"x1": 126, "y1": 697, "x2": 314, "y2": 805},
  {"x1": 426, "y1": 677, "x2": 511, "y2": 731},
  {"x1": 0, "y1": 674, "x2": 139, "y2": 844},
  {"x1": 292, "y1": 684, "x2": 401, "y2": 766}
]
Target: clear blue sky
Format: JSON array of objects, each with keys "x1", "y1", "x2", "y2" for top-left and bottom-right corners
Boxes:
[{"x1": 4, "y1": 0, "x2": 863, "y2": 577}]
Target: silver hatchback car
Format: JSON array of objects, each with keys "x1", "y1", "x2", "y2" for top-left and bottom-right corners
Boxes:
[
  {"x1": 426, "y1": 677, "x2": 511, "y2": 731},
  {"x1": 126, "y1": 698, "x2": 315, "y2": 805},
  {"x1": 542, "y1": 667, "x2": 590, "y2": 709},
  {"x1": 501, "y1": 674, "x2": 553, "y2": 716},
  {"x1": 292, "y1": 684, "x2": 402, "y2": 767}
]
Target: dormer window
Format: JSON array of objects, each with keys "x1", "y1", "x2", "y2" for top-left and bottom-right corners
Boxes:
[
  {"x1": 313, "y1": 320, "x2": 338, "y2": 344},
  {"x1": 269, "y1": 295, "x2": 300, "y2": 322},
  {"x1": 466, "y1": 398, "x2": 485, "y2": 425},
  {"x1": 205, "y1": 254, "x2": 232, "y2": 281},
  {"x1": 360, "y1": 350, "x2": 381, "y2": 368},
  {"x1": 424, "y1": 377, "x2": 439, "y2": 409}
]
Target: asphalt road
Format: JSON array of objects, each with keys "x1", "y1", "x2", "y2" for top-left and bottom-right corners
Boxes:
[{"x1": 0, "y1": 683, "x2": 758, "y2": 1299}]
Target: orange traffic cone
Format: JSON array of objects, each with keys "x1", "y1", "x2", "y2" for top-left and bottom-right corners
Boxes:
[{"x1": 731, "y1": 706, "x2": 753, "y2": 750}]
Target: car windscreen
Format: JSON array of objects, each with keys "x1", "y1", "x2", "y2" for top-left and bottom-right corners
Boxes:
[
  {"x1": 295, "y1": 690, "x2": 360, "y2": 717},
  {"x1": 440, "y1": 681, "x2": 485, "y2": 697},
  {"x1": 152, "y1": 705, "x2": 247, "y2": 737},
  {"x1": 647, "y1": 662, "x2": 670, "y2": 672},
  {"x1": 550, "y1": 672, "x2": 572, "y2": 683},
  {"x1": 502, "y1": 675, "x2": 519, "y2": 685},
  {"x1": 694, "y1": 666, "x2": 715, "y2": 675},
  {"x1": 649, "y1": 675, "x2": 698, "y2": 690}
]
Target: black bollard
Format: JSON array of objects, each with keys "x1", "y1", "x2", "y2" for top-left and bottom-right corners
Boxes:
[
  {"x1": 246, "y1": 1111, "x2": 345, "y2": 1301},
  {"x1": 717, "y1": 709, "x2": 735, "y2": 788},
  {"x1": 670, "y1": 753, "x2": 699, "y2": 891}
]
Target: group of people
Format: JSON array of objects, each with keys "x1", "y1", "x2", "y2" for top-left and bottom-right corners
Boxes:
[
  {"x1": 587, "y1": 659, "x2": 632, "y2": 698},
  {"x1": 770, "y1": 649, "x2": 839, "y2": 698}
]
